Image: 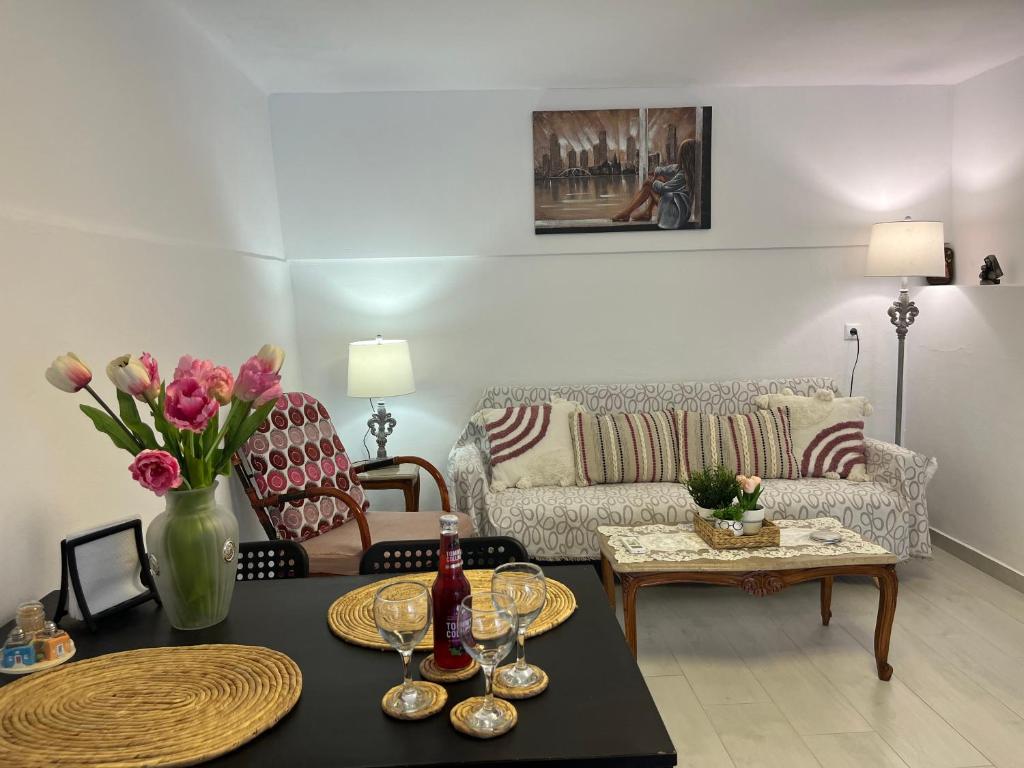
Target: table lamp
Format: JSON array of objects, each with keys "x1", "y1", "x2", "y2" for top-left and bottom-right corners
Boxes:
[
  {"x1": 347, "y1": 335, "x2": 416, "y2": 458},
  {"x1": 865, "y1": 217, "x2": 945, "y2": 445}
]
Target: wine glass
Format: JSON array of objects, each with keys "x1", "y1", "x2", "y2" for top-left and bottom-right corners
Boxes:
[
  {"x1": 373, "y1": 581, "x2": 439, "y2": 718},
  {"x1": 456, "y1": 592, "x2": 518, "y2": 733},
  {"x1": 492, "y1": 562, "x2": 547, "y2": 690}
]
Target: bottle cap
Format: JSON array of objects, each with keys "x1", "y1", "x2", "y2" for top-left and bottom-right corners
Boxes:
[{"x1": 440, "y1": 514, "x2": 459, "y2": 532}]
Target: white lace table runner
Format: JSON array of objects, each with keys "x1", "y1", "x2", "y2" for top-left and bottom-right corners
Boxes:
[{"x1": 598, "y1": 517, "x2": 891, "y2": 564}]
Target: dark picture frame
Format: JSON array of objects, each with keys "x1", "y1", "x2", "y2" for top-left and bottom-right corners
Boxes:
[
  {"x1": 534, "y1": 106, "x2": 712, "y2": 234},
  {"x1": 54, "y1": 518, "x2": 160, "y2": 631}
]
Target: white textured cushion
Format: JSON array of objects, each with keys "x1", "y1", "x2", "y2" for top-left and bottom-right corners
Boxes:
[
  {"x1": 754, "y1": 388, "x2": 873, "y2": 481},
  {"x1": 472, "y1": 398, "x2": 583, "y2": 491}
]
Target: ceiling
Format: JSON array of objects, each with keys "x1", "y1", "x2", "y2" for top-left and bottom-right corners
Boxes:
[{"x1": 171, "y1": 0, "x2": 1024, "y2": 94}]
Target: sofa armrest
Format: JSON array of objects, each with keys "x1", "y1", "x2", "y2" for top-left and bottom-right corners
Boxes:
[
  {"x1": 447, "y1": 442, "x2": 491, "y2": 532},
  {"x1": 865, "y1": 437, "x2": 938, "y2": 556}
]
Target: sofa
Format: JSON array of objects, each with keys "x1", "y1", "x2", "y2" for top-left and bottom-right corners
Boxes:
[{"x1": 448, "y1": 378, "x2": 937, "y2": 562}]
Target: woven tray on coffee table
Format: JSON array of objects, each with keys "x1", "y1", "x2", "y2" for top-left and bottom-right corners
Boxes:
[
  {"x1": 328, "y1": 569, "x2": 576, "y2": 650},
  {"x1": 0, "y1": 644, "x2": 301, "y2": 768},
  {"x1": 694, "y1": 514, "x2": 781, "y2": 549}
]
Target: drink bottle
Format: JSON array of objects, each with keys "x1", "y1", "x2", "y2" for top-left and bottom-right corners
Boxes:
[{"x1": 431, "y1": 514, "x2": 472, "y2": 669}]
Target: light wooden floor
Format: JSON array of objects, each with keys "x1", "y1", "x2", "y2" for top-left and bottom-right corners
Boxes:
[{"x1": 618, "y1": 547, "x2": 1024, "y2": 768}]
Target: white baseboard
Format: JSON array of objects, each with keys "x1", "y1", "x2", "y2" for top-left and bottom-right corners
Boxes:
[{"x1": 930, "y1": 527, "x2": 1024, "y2": 594}]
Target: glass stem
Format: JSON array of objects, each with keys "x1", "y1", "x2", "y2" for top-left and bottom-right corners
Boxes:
[
  {"x1": 400, "y1": 650, "x2": 413, "y2": 690},
  {"x1": 482, "y1": 664, "x2": 495, "y2": 710},
  {"x1": 515, "y1": 628, "x2": 527, "y2": 670}
]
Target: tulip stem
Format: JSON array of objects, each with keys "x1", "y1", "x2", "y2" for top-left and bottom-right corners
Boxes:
[{"x1": 85, "y1": 384, "x2": 144, "y2": 450}]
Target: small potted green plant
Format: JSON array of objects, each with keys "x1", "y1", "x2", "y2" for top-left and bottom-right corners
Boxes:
[
  {"x1": 683, "y1": 466, "x2": 740, "y2": 519},
  {"x1": 713, "y1": 475, "x2": 766, "y2": 535}
]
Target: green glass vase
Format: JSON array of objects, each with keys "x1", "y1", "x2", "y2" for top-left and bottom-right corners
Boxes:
[{"x1": 145, "y1": 483, "x2": 238, "y2": 630}]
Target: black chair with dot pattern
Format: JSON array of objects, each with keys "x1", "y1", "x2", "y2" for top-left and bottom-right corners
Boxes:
[
  {"x1": 237, "y1": 541, "x2": 309, "y2": 582},
  {"x1": 358, "y1": 536, "x2": 529, "y2": 575}
]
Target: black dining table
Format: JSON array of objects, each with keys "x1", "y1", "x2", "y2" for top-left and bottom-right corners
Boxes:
[{"x1": 1, "y1": 565, "x2": 676, "y2": 768}]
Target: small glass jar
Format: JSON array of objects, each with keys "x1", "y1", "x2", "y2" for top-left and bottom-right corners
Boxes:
[{"x1": 16, "y1": 602, "x2": 45, "y2": 635}]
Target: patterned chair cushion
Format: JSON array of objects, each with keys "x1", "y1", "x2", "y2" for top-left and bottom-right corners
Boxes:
[
  {"x1": 239, "y1": 392, "x2": 369, "y2": 541},
  {"x1": 481, "y1": 478, "x2": 910, "y2": 561}
]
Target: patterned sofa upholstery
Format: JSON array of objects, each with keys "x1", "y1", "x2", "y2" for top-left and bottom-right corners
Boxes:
[{"x1": 448, "y1": 378, "x2": 937, "y2": 562}]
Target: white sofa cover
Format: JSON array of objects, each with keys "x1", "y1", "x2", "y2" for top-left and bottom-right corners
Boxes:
[{"x1": 448, "y1": 378, "x2": 937, "y2": 562}]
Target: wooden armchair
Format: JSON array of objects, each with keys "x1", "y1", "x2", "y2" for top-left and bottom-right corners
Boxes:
[{"x1": 233, "y1": 392, "x2": 472, "y2": 575}]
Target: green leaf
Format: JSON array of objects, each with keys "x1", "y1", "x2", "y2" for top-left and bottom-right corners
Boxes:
[
  {"x1": 80, "y1": 405, "x2": 141, "y2": 455},
  {"x1": 116, "y1": 390, "x2": 159, "y2": 449},
  {"x1": 217, "y1": 399, "x2": 274, "y2": 471}
]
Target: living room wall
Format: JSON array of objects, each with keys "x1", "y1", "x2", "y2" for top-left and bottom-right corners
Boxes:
[
  {"x1": 273, "y1": 85, "x2": 953, "y2": 511},
  {"x1": 0, "y1": 0, "x2": 301, "y2": 619},
  {"x1": 907, "y1": 56, "x2": 1024, "y2": 577}
]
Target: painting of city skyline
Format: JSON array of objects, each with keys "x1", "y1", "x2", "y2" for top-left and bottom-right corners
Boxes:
[{"x1": 533, "y1": 106, "x2": 711, "y2": 234}]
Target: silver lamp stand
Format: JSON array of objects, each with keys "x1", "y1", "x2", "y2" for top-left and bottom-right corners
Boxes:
[
  {"x1": 367, "y1": 400, "x2": 396, "y2": 459},
  {"x1": 887, "y1": 276, "x2": 919, "y2": 446}
]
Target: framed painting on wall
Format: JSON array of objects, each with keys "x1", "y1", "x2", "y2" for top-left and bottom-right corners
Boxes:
[{"x1": 533, "y1": 106, "x2": 711, "y2": 234}]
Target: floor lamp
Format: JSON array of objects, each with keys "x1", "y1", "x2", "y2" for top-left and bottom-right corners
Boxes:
[{"x1": 865, "y1": 218, "x2": 946, "y2": 446}]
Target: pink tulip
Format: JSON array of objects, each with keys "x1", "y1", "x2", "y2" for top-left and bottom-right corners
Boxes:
[
  {"x1": 255, "y1": 382, "x2": 282, "y2": 406},
  {"x1": 129, "y1": 449, "x2": 183, "y2": 496},
  {"x1": 45, "y1": 353, "x2": 92, "y2": 392},
  {"x1": 205, "y1": 365, "x2": 235, "y2": 405},
  {"x1": 107, "y1": 355, "x2": 152, "y2": 399},
  {"x1": 741, "y1": 475, "x2": 762, "y2": 494},
  {"x1": 139, "y1": 352, "x2": 161, "y2": 400},
  {"x1": 173, "y1": 355, "x2": 213, "y2": 383},
  {"x1": 256, "y1": 344, "x2": 285, "y2": 374},
  {"x1": 233, "y1": 349, "x2": 283, "y2": 403},
  {"x1": 165, "y1": 377, "x2": 219, "y2": 432}
]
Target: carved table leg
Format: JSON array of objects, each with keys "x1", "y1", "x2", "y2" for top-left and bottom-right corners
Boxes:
[
  {"x1": 600, "y1": 553, "x2": 616, "y2": 611},
  {"x1": 820, "y1": 576, "x2": 833, "y2": 626},
  {"x1": 621, "y1": 574, "x2": 641, "y2": 658},
  {"x1": 874, "y1": 565, "x2": 898, "y2": 681}
]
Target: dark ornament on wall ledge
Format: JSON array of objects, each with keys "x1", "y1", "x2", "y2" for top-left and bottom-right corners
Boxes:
[
  {"x1": 926, "y1": 245, "x2": 955, "y2": 285},
  {"x1": 979, "y1": 254, "x2": 1003, "y2": 285}
]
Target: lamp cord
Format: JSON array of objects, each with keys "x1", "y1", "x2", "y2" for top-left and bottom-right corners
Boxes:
[
  {"x1": 849, "y1": 332, "x2": 861, "y2": 396},
  {"x1": 362, "y1": 398, "x2": 374, "y2": 460}
]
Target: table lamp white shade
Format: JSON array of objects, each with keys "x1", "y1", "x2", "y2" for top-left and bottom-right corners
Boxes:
[
  {"x1": 865, "y1": 219, "x2": 946, "y2": 277},
  {"x1": 347, "y1": 337, "x2": 415, "y2": 398}
]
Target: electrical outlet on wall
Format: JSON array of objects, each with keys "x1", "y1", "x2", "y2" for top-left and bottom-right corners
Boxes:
[{"x1": 844, "y1": 323, "x2": 862, "y2": 340}]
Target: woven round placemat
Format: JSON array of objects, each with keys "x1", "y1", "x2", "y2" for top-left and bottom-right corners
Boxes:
[
  {"x1": 450, "y1": 697, "x2": 518, "y2": 739},
  {"x1": 492, "y1": 663, "x2": 549, "y2": 700},
  {"x1": 0, "y1": 644, "x2": 301, "y2": 768},
  {"x1": 380, "y1": 681, "x2": 447, "y2": 720},
  {"x1": 328, "y1": 569, "x2": 577, "y2": 650},
  {"x1": 420, "y1": 654, "x2": 480, "y2": 683}
]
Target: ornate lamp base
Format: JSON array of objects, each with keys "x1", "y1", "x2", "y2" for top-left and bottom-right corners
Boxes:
[
  {"x1": 887, "y1": 283, "x2": 919, "y2": 447},
  {"x1": 368, "y1": 400, "x2": 396, "y2": 459}
]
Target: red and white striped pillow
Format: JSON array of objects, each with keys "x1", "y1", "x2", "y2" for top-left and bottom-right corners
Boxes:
[
  {"x1": 753, "y1": 389, "x2": 873, "y2": 481},
  {"x1": 472, "y1": 398, "x2": 584, "y2": 491}
]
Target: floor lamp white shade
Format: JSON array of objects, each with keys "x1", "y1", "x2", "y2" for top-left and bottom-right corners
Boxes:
[
  {"x1": 347, "y1": 337, "x2": 415, "y2": 398},
  {"x1": 865, "y1": 218, "x2": 945, "y2": 446},
  {"x1": 866, "y1": 220, "x2": 946, "y2": 278}
]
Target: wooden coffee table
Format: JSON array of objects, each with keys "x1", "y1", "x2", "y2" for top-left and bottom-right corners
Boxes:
[{"x1": 598, "y1": 520, "x2": 898, "y2": 680}]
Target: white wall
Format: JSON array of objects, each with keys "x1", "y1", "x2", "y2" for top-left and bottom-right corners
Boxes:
[
  {"x1": 906, "y1": 56, "x2": 1024, "y2": 574},
  {"x1": 273, "y1": 85, "x2": 953, "y2": 511},
  {"x1": 0, "y1": 0, "x2": 300, "y2": 620}
]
